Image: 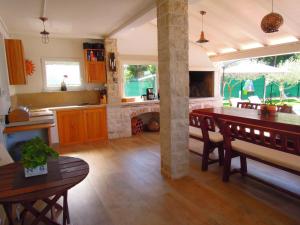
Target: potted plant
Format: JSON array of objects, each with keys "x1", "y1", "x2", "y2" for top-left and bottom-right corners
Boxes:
[
  {"x1": 265, "y1": 98, "x2": 277, "y2": 116},
  {"x1": 21, "y1": 137, "x2": 59, "y2": 178}
]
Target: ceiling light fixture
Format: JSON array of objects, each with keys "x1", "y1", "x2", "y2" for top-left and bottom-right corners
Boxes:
[
  {"x1": 240, "y1": 42, "x2": 264, "y2": 50},
  {"x1": 207, "y1": 52, "x2": 217, "y2": 56},
  {"x1": 196, "y1": 11, "x2": 209, "y2": 43},
  {"x1": 39, "y1": 17, "x2": 50, "y2": 44},
  {"x1": 219, "y1": 48, "x2": 237, "y2": 54},
  {"x1": 268, "y1": 36, "x2": 298, "y2": 45},
  {"x1": 261, "y1": 0, "x2": 284, "y2": 33}
]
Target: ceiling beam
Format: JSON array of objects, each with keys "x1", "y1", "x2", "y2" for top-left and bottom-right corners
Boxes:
[
  {"x1": 108, "y1": 0, "x2": 203, "y2": 38},
  {"x1": 107, "y1": 2, "x2": 156, "y2": 37},
  {"x1": 210, "y1": 41, "x2": 300, "y2": 62},
  {"x1": 0, "y1": 16, "x2": 9, "y2": 38}
]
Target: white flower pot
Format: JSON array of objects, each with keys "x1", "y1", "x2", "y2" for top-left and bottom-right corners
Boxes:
[{"x1": 24, "y1": 164, "x2": 48, "y2": 178}]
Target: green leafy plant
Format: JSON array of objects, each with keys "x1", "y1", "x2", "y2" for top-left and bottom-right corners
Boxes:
[
  {"x1": 265, "y1": 98, "x2": 275, "y2": 105},
  {"x1": 21, "y1": 137, "x2": 59, "y2": 169}
]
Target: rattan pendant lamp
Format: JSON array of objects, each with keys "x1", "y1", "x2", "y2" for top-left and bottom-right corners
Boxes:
[{"x1": 261, "y1": 0, "x2": 284, "y2": 33}]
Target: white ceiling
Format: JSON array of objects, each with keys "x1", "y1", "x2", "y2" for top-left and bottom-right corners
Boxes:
[
  {"x1": 0, "y1": 0, "x2": 299, "y2": 58},
  {"x1": 0, "y1": 0, "x2": 155, "y2": 38},
  {"x1": 189, "y1": 0, "x2": 300, "y2": 55}
]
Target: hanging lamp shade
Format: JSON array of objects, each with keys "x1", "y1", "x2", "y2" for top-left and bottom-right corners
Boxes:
[
  {"x1": 261, "y1": 0, "x2": 283, "y2": 33},
  {"x1": 196, "y1": 11, "x2": 209, "y2": 43},
  {"x1": 39, "y1": 17, "x2": 50, "y2": 44},
  {"x1": 197, "y1": 31, "x2": 209, "y2": 43}
]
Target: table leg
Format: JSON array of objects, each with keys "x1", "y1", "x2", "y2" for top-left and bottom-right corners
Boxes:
[
  {"x1": 3, "y1": 203, "x2": 14, "y2": 225},
  {"x1": 63, "y1": 191, "x2": 70, "y2": 225}
]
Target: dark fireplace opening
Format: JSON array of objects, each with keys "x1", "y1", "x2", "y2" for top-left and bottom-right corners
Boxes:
[{"x1": 189, "y1": 71, "x2": 214, "y2": 98}]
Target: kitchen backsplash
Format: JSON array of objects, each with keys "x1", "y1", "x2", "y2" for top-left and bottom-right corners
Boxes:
[{"x1": 11, "y1": 90, "x2": 101, "y2": 109}]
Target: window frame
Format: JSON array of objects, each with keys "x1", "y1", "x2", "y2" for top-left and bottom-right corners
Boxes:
[
  {"x1": 41, "y1": 57, "x2": 85, "y2": 92},
  {"x1": 121, "y1": 62, "x2": 159, "y2": 98}
]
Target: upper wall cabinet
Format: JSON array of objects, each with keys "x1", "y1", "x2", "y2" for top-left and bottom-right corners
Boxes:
[
  {"x1": 5, "y1": 39, "x2": 26, "y2": 85},
  {"x1": 84, "y1": 49, "x2": 106, "y2": 83}
]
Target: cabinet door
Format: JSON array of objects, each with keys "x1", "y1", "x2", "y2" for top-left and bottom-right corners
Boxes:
[
  {"x1": 83, "y1": 108, "x2": 107, "y2": 142},
  {"x1": 5, "y1": 39, "x2": 26, "y2": 85},
  {"x1": 86, "y1": 62, "x2": 106, "y2": 83},
  {"x1": 57, "y1": 110, "x2": 84, "y2": 146}
]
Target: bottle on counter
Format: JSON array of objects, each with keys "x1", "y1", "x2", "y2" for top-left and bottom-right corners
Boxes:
[{"x1": 61, "y1": 75, "x2": 68, "y2": 91}]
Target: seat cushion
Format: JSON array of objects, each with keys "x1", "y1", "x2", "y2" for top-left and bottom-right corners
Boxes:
[
  {"x1": 189, "y1": 126, "x2": 223, "y2": 143},
  {"x1": 208, "y1": 131, "x2": 223, "y2": 143},
  {"x1": 232, "y1": 140, "x2": 300, "y2": 172},
  {"x1": 189, "y1": 138, "x2": 219, "y2": 160},
  {"x1": 189, "y1": 126, "x2": 202, "y2": 139}
]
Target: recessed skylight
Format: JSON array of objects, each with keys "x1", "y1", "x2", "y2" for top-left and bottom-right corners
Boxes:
[
  {"x1": 219, "y1": 48, "x2": 237, "y2": 54},
  {"x1": 207, "y1": 52, "x2": 217, "y2": 56},
  {"x1": 240, "y1": 42, "x2": 264, "y2": 50},
  {"x1": 268, "y1": 36, "x2": 299, "y2": 45}
]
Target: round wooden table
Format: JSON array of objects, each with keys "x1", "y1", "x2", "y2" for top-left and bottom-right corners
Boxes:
[{"x1": 0, "y1": 156, "x2": 89, "y2": 225}]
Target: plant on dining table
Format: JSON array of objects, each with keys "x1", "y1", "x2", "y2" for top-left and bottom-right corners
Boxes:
[{"x1": 21, "y1": 137, "x2": 58, "y2": 169}]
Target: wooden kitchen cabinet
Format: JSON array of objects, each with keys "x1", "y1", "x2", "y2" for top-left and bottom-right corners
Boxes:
[
  {"x1": 57, "y1": 107, "x2": 107, "y2": 146},
  {"x1": 84, "y1": 108, "x2": 107, "y2": 142},
  {"x1": 84, "y1": 49, "x2": 106, "y2": 83},
  {"x1": 85, "y1": 61, "x2": 106, "y2": 83},
  {"x1": 5, "y1": 39, "x2": 26, "y2": 85},
  {"x1": 57, "y1": 110, "x2": 85, "y2": 146}
]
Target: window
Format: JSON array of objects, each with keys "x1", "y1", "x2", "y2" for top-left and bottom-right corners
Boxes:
[
  {"x1": 43, "y1": 59, "x2": 83, "y2": 91},
  {"x1": 123, "y1": 64, "x2": 158, "y2": 97}
]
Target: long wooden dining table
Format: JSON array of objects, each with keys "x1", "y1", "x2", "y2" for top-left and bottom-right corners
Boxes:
[{"x1": 192, "y1": 107, "x2": 300, "y2": 133}]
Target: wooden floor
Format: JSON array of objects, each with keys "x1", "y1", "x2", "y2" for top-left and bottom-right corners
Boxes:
[{"x1": 47, "y1": 133, "x2": 300, "y2": 225}]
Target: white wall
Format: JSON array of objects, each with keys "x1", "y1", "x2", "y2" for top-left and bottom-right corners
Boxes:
[
  {"x1": 116, "y1": 23, "x2": 215, "y2": 71},
  {"x1": 10, "y1": 35, "x2": 92, "y2": 94}
]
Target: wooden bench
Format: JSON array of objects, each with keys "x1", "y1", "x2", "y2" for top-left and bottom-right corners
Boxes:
[
  {"x1": 220, "y1": 118, "x2": 300, "y2": 198},
  {"x1": 189, "y1": 113, "x2": 224, "y2": 171}
]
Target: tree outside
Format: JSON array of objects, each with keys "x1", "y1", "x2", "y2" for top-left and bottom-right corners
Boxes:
[
  {"x1": 123, "y1": 64, "x2": 158, "y2": 97},
  {"x1": 222, "y1": 53, "x2": 300, "y2": 101}
]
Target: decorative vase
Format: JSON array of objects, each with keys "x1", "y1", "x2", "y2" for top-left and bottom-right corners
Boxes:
[
  {"x1": 259, "y1": 104, "x2": 268, "y2": 115},
  {"x1": 24, "y1": 164, "x2": 48, "y2": 178},
  {"x1": 267, "y1": 105, "x2": 277, "y2": 116},
  {"x1": 147, "y1": 118, "x2": 160, "y2": 132}
]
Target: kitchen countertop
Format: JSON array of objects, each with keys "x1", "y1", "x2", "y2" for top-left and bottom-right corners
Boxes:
[
  {"x1": 30, "y1": 101, "x2": 159, "y2": 111},
  {"x1": 5, "y1": 115, "x2": 55, "y2": 128},
  {"x1": 31, "y1": 104, "x2": 107, "y2": 112}
]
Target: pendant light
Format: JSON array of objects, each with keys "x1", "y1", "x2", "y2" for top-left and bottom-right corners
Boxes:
[
  {"x1": 39, "y1": 17, "x2": 50, "y2": 44},
  {"x1": 261, "y1": 0, "x2": 283, "y2": 33},
  {"x1": 196, "y1": 11, "x2": 209, "y2": 43}
]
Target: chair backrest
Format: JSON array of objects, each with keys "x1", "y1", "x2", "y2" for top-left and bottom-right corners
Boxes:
[
  {"x1": 190, "y1": 113, "x2": 217, "y2": 143},
  {"x1": 276, "y1": 104, "x2": 293, "y2": 113},
  {"x1": 229, "y1": 98, "x2": 241, "y2": 107},
  {"x1": 248, "y1": 95, "x2": 262, "y2": 104},
  {"x1": 190, "y1": 113, "x2": 216, "y2": 131},
  {"x1": 219, "y1": 118, "x2": 300, "y2": 156},
  {"x1": 0, "y1": 143, "x2": 13, "y2": 166},
  {"x1": 237, "y1": 102, "x2": 260, "y2": 109}
]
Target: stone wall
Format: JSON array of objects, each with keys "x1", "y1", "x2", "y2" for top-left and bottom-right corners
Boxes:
[
  {"x1": 105, "y1": 39, "x2": 122, "y2": 104},
  {"x1": 107, "y1": 97, "x2": 221, "y2": 139},
  {"x1": 107, "y1": 102, "x2": 160, "y2": 139}
]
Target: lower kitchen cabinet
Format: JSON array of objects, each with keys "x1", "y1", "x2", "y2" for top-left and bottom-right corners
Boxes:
[
  {"x1": 56, "y1": 107, "x2": 107, "y2": 146},
  {"x1": 84, "y1": 108, "x2": 107, "y2": 142}
]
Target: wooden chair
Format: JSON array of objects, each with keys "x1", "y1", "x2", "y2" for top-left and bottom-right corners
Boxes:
[
  {"x1": 237, "y1": 102, "x2": 260, "y2": 109},
  {"x1": 189, "y1": 113, "x2": 224, "y2": 171},
  {"x1": 220, "y1": 118, "x2": 300, "y2": 198}
]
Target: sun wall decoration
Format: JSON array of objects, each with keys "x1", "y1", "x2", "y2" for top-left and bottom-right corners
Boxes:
[{"x1": 25, "y1": 60, "x2": 36, "y2": 76}]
